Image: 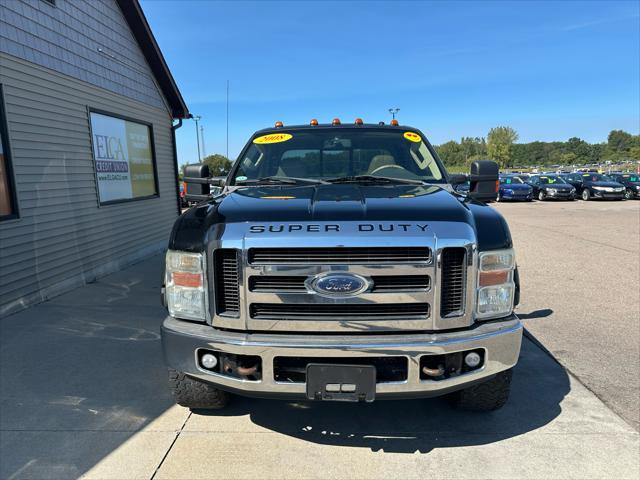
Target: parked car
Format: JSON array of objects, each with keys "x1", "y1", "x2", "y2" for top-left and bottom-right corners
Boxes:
[
  {"x1": 497, "y1": 175, "x2": 532, "y2": 201},
  {"x1": 562, "y1": 173, "x2": 625, "y2": 201},
  {"x1": 609, "y1": 173, "x2": 640, "y2": 200},
  {"x1": 527, "y1": 174, "x2": 575, "y2": 201}
]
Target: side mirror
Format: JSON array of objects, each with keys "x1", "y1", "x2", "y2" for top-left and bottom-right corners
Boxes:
[
  {"x1": 184, "y1": 164, "x2": 211, "y2": 202},
  {"x1": 468, "y1": 160, "x2": 499, "y2": 202}
]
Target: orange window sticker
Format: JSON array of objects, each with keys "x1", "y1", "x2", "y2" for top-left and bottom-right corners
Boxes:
[
  {"x1": 403, "y1": 131, "x2": 422, "y2": 143},
  {"x1": 260, "y1": 195, "x2": 296, "y2": 200},
  {"x1": 253, "y1": 133, "x2": 293, "y2": 144}
]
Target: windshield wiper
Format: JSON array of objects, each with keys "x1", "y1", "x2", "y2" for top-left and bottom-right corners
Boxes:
[
  {"x1": 326, "y1": 175, "x2": 426, "y2": 185},
  {"x1": 236, "y1": 176, "x2": 329, "y2": 186}
]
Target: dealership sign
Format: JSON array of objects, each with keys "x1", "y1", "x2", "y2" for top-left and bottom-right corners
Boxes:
[{"x1": 90, "y1": 112, "x2": 157, "y2": 203}]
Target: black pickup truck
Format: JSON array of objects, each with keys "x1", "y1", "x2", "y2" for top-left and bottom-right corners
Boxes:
[{"x1": 161, "y1": 121, "x2": 522, "y2": 412}]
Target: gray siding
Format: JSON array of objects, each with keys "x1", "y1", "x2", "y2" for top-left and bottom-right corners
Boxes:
[
  {"x1": 0, "y1": 0, "x2": 166, "y2": 110},
  {"x1": 0, "y1": 52, "x2": 178, "y2": 316}
]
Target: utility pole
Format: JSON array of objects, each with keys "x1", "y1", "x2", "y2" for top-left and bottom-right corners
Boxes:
[
  {"x1": 200, "y1": 125, "x2": 206, "y2": 157},
  {"x1": 388, "y1": 107, "x2": 400, "y2": 120},
  {"x1": 226, "y1": 80, "x2": 229, "y2": 160},
  {"x1": 194, "y1": 115, "x2": 202, "y2": 162}
]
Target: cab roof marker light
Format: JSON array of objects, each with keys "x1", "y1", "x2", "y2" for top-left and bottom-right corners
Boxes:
[
  {"x1": 332, "y1": 118, "x2": 341, "y2": 125},
  {"x1": 355, "y1": 118, "x2": 364, "y2": 125},
  {"x1": 390, "y1": 119, "x2": 399, "y2": 126},
  {"x1": 275, "y1": 121, "x2": 284, "y2": 128},
  {"x1": 310, "y1": 119, "x2": 318, "y2": 126}
]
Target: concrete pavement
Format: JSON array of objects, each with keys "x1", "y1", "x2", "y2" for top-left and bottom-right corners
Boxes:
[
  {"x1": 495, "y1": 199, "x2": 640, "y2": 431},
  {"x1": 0, "y1": 223, "x2": 638, "y2": 478}
]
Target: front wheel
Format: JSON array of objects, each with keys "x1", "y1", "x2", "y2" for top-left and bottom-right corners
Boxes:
[
  {"x1": 447, "y1": 369, "x2": 513, "y2": 412},
  {"x1": 168, "y1": 368, "x2": 230, "y2": 410},
  {"x1": 582, "y1": 189, "x2": 591, "y2": 201},
  {"x1": 538, "y1": 190, "x2": 546, "y2": 201},
  {"x1": 625, "y1": 189, "x2": 633, "y2": 200}
]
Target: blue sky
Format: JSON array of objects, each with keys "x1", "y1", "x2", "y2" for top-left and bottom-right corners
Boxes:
[{"x1": 140, "y1": 0, "x2": 640, "y2": 166}]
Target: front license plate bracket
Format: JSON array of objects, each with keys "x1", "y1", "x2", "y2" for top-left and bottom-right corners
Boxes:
[{"x1": 306, "y1": 364, "x2": 376, "y2": 402}]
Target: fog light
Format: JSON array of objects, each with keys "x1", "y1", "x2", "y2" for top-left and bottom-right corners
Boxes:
[
  {"x1": 201, "y1": 353, "x2": 218, "y2": 370},
  {"x1": 464, "y1": 352, "x2": 481, "y2": 368}
]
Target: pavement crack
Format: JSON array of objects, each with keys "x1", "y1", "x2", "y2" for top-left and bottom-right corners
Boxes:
[{"x1": 150, "y1": 410, "x2": 192, "y2": 479}]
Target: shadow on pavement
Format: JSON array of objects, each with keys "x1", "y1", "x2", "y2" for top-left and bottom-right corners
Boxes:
[
  {"x1": 517, "y1": 308, "x2": 553, "y2": 320},
  {"x1": 0, "y1": 256, "x2": 175, "y2": 479},
  {"x1": 195, "y1": 330, "x2": 571, "y2": 454}
]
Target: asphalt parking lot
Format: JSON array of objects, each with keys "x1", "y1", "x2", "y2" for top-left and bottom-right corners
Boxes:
[
  {"x1": 495, "y1": 198, "x2": 640, "y2": 431},
  {"x1": 0, "y1": 200, "x2": 639, "y2": 479}
]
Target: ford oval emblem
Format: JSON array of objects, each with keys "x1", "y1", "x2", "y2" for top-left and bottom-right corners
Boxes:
[{"x1": 309, "y1": 273, "x2": 370, "y2": 297}]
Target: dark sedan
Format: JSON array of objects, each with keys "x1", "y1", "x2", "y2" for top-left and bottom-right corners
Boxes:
[
  {"x1": 609, "y1": 173, "x2": 640, "y2": 200},
  {"x1": 527, "y1": 174, "x2": 576, "y2": 201},
  {"x1": 562, "y1": 173, "x2": 625, "y2": 201},
  {"x1": 497, "y1": 175, "x2": 533, "y2": 201}
]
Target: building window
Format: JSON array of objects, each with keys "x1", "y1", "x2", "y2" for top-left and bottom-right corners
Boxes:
[
  {"x1": 0, "y1": 85, "x2": 18, "y2": 221},
  {"x1": 89, "y1": 110, "x2": 159, "y2": 205}
]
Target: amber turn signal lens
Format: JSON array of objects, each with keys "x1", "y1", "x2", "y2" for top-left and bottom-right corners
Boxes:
[
  {"x1": 355, "y1": 118, "x2": 363, "y2": 125},
  {"x1": 173, "y1": 272, "x2": 203, "y2": 288},
  {"x1": 479, "y1": 270, "x2": 509, "y2": 287},
  {"x1": 310, "y1": 119, "x2": 318, "y2": 126},
  {"x1": 332, "y1": 118, "x2": 341, "y2": 125},
  {"x1": 275, "y1": 121, "x2": 284, "y2": 128},
  {"x1": 390, "y1": 119, "x2": 399, "y2": 126}
]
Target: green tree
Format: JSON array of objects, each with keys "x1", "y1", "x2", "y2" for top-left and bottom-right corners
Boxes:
[
  {"x1": 487, "y1": 126, "x2": 519, "y2": 168},
  {"x1": 607, "y1": 130, "x2": 633, "y2": 153},
  {"x1": 202, "y1": 154, "x2": 232, "y2": 176}
]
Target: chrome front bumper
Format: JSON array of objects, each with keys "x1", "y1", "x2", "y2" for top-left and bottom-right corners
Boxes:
[{"x1": 161, "y1": 315, "x2": 523, "y2": 399}]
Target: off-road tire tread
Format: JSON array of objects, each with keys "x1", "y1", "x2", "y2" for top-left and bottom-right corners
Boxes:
[
  {"x1": 448, "y1": 369, "x2": 513, "y2": 412},
  {"x1": 168, "y1": 368, "x2": 230, "y2": 409}
]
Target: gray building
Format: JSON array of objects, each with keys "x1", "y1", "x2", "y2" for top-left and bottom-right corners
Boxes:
[{"x1": 0, "y1": 0, "x2": 189, "y2": 316}]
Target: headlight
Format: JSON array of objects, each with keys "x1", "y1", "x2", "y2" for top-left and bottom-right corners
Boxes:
[
  {"x1": 615, "y1": 187, "x2": 624, "y2": 192},
  {"x1": 547, "y1": 188, "x2": 557, "y2": 194},
  {"x1": 635, "y1": 185, "x2": 640, "y2": 190},
  {"x1": 593, "y1": 186, "x2": 605, "y2": 191},
  {"x1": 476, "y1": 249, "x2": 515, "y2": 320},
  {"x1": 165, "y1": 250, "x2": 208, "y2": 321}
]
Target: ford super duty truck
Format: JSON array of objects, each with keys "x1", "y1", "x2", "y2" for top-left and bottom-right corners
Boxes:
[{"x1": 161, "y1": 119, "x2": 522, "y2": 411}]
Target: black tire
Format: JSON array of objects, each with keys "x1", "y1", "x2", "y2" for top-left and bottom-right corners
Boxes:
[
  {"x1": 581, "y1": 189, "x2": 590, "y2": 201},
  {"x1": 447, "y1": 369, "x2": 513, "y2": 412},
  {"x1": 625, "y1": 189, "x2": 633, "y2": 200},
  {"x1": 537, "y1": 190, "x2": 546, "y2": 201},
  {"x1": 168, "y1": 368, "x2": 230, "y2": 410}
]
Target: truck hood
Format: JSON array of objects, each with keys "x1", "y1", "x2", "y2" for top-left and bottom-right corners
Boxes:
[
  {"x1": 170, "y1": 184, "x2": 513, "y2": 252},
  {"x1": 215, "y1": 184, "x2": 472, "y2": 223}
]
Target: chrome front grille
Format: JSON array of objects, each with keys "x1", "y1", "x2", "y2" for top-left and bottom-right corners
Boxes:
[
  {"x1": 440, "y1": 247, "x2": 467, "y2": 317},
  {"x1": 250, "y1": 303, "x2": 430, "y2": 320},
  {"x1": 248, "y1": 247, "x2": 432, "y2": 265},
  {"x1": 249, "y1": 275, "x2": 430, "y2": 293},
  {"x1": 213, "y1": 249, "x2": 240, "y2": 316},
  {"x1": 210, "y1": 221, "x2": 477, "y2": 332}
]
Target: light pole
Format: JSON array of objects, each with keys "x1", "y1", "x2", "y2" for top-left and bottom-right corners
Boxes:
[
  {"x1": 194, "y1": 115, "x2": 202, "y2": 162},
  {"x1": 200, "y1": 125, "x2": 206, "y2": 157},
  {"x1": 388, "y1": 107, "x2": 400, "y2": 120}
]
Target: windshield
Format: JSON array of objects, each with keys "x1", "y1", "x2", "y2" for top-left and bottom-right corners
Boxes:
[
  {"x1": 582, "y1": 174, "x2": 613, "y2": 182},
  {"x1": 538, "y1": 175, "x2": 567, "y2": 185},
  {"x1": 230, "y1": 129, "x2": 445, "y2": 185},
  {"x1": 500, "y1": 176, "x2": 524, "y2": 185}
]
